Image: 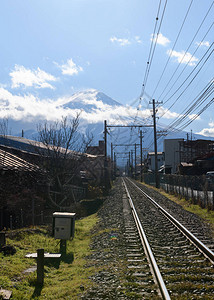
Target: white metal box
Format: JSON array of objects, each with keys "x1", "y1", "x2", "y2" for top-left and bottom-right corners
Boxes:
[{"x1": 52, "y1": 212, "x2": 76, "y2": 240}]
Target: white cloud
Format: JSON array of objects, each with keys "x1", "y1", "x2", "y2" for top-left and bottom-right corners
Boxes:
[
  {"x1": 167, "y1": 49, "x2": 198, "y2": 66},
  {"x1": 0, "y1": 87, "x2": 186, "y2": 128},
  {"x1": 197, "y1": 127, "x2": 214, "y2": 137},
  {"x1": 188, "y1": 113, "x2": 200, "y2": 120},
  {"x1": 0, "y1": 88, "x2": 69, "y2": 122},
  {"x1": 196, "y1": 41, "x2": 210, "y2": 47},
  {"x1": 0, "y1": 87, "x2": 152, "y2": 125},
  {"x1": 150, "y1": 33, "x2": 170, "y2": 46},
  {"x1": 58, "y1": 58, "x2": 83, "y2": 76},
  {"x1": 110, "y1": 36, "x2": 131, "y2": 46},
  {"x1": 157, "y1": 107, "x2": 181, "y2": 119},
  {"x1": 10, "y1": 65, "x2": 57, "y2": 89},
  {"x1": 135, "y1": 36, "x2": 142, "y2": 44},
  {"x1": 209, "y1": 120, "x2": 214, "y2": 127},
  {"x1": 110, "y1": 35, "x2": 143, "y2": 46}
]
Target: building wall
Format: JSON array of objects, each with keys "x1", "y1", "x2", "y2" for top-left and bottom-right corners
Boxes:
[
  {"x1": 164, "y1": 139, "x2": 184, "y2": 174},
  {"x1": 147, "y1": 152, "x2": 164, "y2": 172},
  {"x1": 86, "y1": 140, "x2": 105, "y2": 155}
]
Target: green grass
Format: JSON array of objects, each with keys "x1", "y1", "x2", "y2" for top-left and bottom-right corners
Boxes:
[{"x1": 0, "y1": 214, "x2": 98, "y2": 299}]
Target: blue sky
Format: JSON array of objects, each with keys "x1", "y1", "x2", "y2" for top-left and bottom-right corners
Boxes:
[{"x1": 0, "y1": 0, "x2": 214, "y2": 137}]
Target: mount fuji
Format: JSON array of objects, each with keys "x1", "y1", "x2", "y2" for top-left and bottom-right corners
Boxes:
[{"x1": 3, "y1": 89, "x2": 211, "y2": 156}]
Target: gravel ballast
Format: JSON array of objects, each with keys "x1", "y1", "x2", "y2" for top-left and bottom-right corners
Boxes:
[{"x1": 80, "y1": 178, "x2": 214, "y2": 299}]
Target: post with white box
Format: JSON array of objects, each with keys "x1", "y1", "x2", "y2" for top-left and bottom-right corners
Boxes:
[{"x1": 52, "y1": 212, "x2": 76, "y2": 255}]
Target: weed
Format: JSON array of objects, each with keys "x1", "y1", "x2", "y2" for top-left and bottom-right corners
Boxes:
[{"x1": 0, "y1": 214, "x2": 98, "y2": 299}]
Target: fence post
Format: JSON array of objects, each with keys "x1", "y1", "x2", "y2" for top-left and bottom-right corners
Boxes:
[
  {"x1": 191, "y1": 176, "x2": 194, "y2": 203},
  {"x1": 60, "y1": 240, "x2": 67, "y2": 256},
  {"x1": 186, "y1": 176, "x2": 189, "y2": 200},
  {"x1": 212, "y1": 188, "x2": 214, "y2": 211},
  {"x1": 196, "y1": 177, "x2": 199, "y2": 205},
  {"x1": 37, "y1": 249, "x2": 44, "y2": 285},
  {"x1": 166, "y1": 175, "x2": 169, "y2": 193}
]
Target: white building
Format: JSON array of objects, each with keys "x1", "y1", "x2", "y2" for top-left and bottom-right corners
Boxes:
[
  {"x1": 164, "y1": 138, "x2": 184, "y2": 174},
  {"x1": 147, "y1": 152, "x2": 164, "y2": 172}
]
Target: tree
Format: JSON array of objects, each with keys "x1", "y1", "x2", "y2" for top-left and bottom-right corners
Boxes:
[
  {"x1": 35, "y1": 114, "x2": 93, "y2": 209},
  {"x1": 0, "y1": 118, "x2": 10, "y2": 136}
]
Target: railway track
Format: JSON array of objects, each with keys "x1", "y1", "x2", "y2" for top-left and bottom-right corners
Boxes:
[{"x1": 122, "y1": 177, "x2": 214, "y2": 299}]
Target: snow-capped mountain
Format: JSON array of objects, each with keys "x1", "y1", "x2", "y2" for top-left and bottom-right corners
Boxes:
[
  {"x1": 2, "y1": 89, "x2": 212, "y2": 158},
  {"x1": 5, "y1": 89, "x2": 124, "y2": 137},
  {"x1": 57, "y1": 89, "x2": 122, "y2": 111}
]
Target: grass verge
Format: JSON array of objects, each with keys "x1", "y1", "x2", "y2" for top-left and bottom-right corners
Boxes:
[{"x1": 0, "y1": 214, "x2": 98, "y2": 299}]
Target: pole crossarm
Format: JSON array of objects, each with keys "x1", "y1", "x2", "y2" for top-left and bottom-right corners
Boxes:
[
  {"x1": 113, "y1": 144, "x2": 140, "y2": 147},
  {"x1": 112, "y1": 144, "x2": 140, "y2": 150},
  {"x1": 115, "y1": 152, "x2": 131, "y2": 155},
  {"x1": 107, "y1": 124, "x2": 153, "y2": 128}
]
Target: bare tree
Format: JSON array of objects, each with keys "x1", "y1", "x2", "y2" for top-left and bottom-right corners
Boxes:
[
  {"x1": 0, "y1": 118, "x2": 10, "y2": 136},
  {"x1": 35, "y1": 114, "x2": 93, "y2": 209}
]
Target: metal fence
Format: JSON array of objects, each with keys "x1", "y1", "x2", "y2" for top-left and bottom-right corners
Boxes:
[{"x1": 143, "y1": 173, "x2": 214, "y2": 210}]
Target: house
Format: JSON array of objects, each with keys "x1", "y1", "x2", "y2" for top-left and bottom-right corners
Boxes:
[
  {"x1": 0, "y1": 147, "x2": 46, "y2": 230},
  {"x1": 86, "y1": 140, "x2": 105, "y2": 155},
  {"x1": 164, "y1": 138, "x2": 214, "y2": 175},
  {"x1": 147, "y1": 152, "x2": 164, "y2": 172}
]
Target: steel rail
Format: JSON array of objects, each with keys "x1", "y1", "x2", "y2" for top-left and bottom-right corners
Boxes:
[
  {"x1": 127, "y1": 177, "x2": 214, "y2": 263},
  {"x1": 122, "y1": 178, "x2": 171, "y2": 300}
]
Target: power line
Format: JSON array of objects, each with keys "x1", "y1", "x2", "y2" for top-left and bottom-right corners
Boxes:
[
  {"x1": 159, "y1": 43, "x2": 214, "y2": 118},
  {"x1": 151, "y1": 0, "x2": 195, "y2": 98},
  {"x1": 158, "y1": 21, "x2": 214, "y2": 104},
  {"x1": 158, "y1": 80, "x2": 214, "y2": 136},
  {"x1": 140, "y1": 0, "x2": 164, "y2": 99},
  {"x1": 131, "y1": 0, "x2": 168, "y2": 124},
  {"x1": 146, "y1": 79, "x2": 214, "y2": 150}
]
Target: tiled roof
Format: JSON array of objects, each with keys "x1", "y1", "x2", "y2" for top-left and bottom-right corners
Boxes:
[
  {"x1": 0, "y1": 149, "x2": 41, "y2": 172},
  {"x1": 0, "y1": 135, "x2": 96, "y2": 159}
]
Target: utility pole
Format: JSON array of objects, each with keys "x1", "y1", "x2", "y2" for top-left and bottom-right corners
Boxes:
[
  {"x1": 131, "y1": 150, "x2": 133, "y2": 177},
  {"x1": 104, "y1": 120, "x2": 107, "y2": 157},
  {"x1": 135, "y1": 143, "x2": 137, "y2": 180},
  {"x1": 111, "y1": 143, "x2": 113, "y2": 162},
  {"x1": 104, "y1": 122, "x2": 153, "y2": 179},
  {"x1": 114, "y1": 152, "x2": 116, "y2": 177},
  {"x1": 140, "y1": 130, "x2": 143, "y2": 182},
  {"x1": 103, "y1": 120, "x2": 110, "y2": 192},
  {"x1": 111, "y1": 143, "x2": 113, "y2": 180},
  {"x1": 150, "y1": 99, "x2": 162, "y2": 188}
]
